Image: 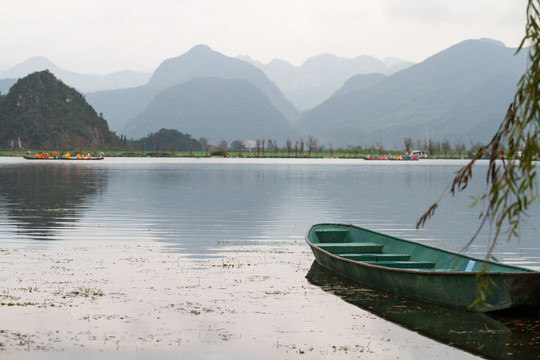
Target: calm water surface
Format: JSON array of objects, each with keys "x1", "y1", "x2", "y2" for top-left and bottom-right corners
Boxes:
[
  {"x1": 0, "y1": 157, "x2": 539, "y2": 359},
  {"x1": 1, "y1": 157, "x2": 538, "y2": 263}
]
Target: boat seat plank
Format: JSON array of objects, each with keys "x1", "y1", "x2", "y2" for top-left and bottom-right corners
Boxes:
[
  {"x1": 364, "y1": 260, "x2": 436, "y2": 269},
  {"x1": 340, "y1": 254, "x2": 411, "y2": 261},
  {"x1": 317, "y1": 243, "x2": 383, "y2": 254}
]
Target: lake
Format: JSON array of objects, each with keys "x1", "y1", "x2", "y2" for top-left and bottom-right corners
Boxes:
[{"x1": 0, "y1": 157, "x2": 539, "y2": 359}]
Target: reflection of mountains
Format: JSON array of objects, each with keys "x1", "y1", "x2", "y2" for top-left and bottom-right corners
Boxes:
[
  {"x1": 0, "y1": 163, "x2": 108, "y2": 240},
  {"x1": 121, "y1": 165, "x2": 299, "y2": 256},
  {"x1": 306, "y1": 261, "x2": 540, "y2": 360}
]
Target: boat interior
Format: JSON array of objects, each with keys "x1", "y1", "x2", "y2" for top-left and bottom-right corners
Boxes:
[{"x1": 309, "y1": 225, "x2": 526, "y2": 273}]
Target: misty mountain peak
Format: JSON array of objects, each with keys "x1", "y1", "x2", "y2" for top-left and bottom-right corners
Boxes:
[
  {"x1": 181, "y1": 44, "x2": 220, "y2": 60},
  {"x1": 2, "y1": 56, "x2": 59, "y2": 78},
  {"x1": 20, "y1": 56, "x2": 56, "y2": 67},
  {"x1": 478, "y1": 38, "x2": 506, "y2": 47},
  {"x1": 188, "y1": 44, "x2": 214, "y2": 53}
]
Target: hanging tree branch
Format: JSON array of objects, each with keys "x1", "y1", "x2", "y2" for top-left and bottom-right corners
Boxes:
[{"x1": 417, "y1": 0, "x2": 540, "y2": 257}]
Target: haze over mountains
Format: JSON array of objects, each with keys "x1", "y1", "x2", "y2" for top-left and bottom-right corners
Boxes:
[
  {"x1": 81, "y1": 45, "x2": 299, "y2": 142},
  {"x1": 123, "y1": 77, "x2": 299, "y2": 142},
  {"x1": 295, "y1": 38, "x2": 526, "y2": 147},
  {"x1": 0, "y1": 56, "x2": 151, "y2": 93},
  {"x1": 0, "y1": 38, "x2": 527, "y2": 149},
  {"x1": 148, "y1": 45, "x2": 297, "y2": 122},
  {"x1": 241, "y1": 54, "x2": 411, "y2": 110}
]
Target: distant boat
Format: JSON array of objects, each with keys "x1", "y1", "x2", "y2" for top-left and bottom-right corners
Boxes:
[
  {"x1": 363, "y1": 152, "x2": 420, "y2": 160},
  {"x1": 305, "y1": 223, "x2": 540, "y2": 312},
  {"x1": 23, "y1": 154, "x2": 104, "y2": 160},
  {"x1": 23, "y1": 157, "x2": 104, "y2": 161},
  {"x1": 363, "y1": 155, "x2": 419, "y2": 160}
]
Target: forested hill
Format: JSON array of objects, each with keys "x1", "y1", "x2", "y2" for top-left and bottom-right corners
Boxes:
[{"x1": 0, "y1": 70, "x2": 120, "y2": 150}]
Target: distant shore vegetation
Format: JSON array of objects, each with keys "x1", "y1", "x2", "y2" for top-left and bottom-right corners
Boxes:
[{"x1": 0, "y1": 128, "x2": 506, "y2": 160}]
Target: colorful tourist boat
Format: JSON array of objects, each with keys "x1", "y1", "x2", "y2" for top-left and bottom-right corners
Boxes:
[
  {"x1": 23, "y1": 156, "x2": 104, "y2": 160},
  {"x1": 23, "y1": 153, "x2": 104, "y2": 160}
]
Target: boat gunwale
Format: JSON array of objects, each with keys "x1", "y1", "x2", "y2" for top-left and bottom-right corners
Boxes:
[{"x1": 306, "y1": 223, "x2": 538, "y2": 275}]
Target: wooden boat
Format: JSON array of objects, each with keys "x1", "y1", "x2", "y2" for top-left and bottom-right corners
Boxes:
[{"x1": 306, "y1": 223, "x2": 540, "y2": 312}]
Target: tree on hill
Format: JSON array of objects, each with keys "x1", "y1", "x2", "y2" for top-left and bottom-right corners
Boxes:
[
  {"x1": 0, "y1": 70, "x2": 121, "y2": 150},
  {"x1": 129, "y1": 128, "x2": 201, "y2": 153}
]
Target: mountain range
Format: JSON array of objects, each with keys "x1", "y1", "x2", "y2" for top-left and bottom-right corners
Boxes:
[
  {"x1": 0, "y1": 56, "x2": 151, "y2": 93},
  {"x1": 82, "y1": 45, "x2": 298, "y2": 138},
  {"x1": 123, "y1": 77, "x2": 298, "y2": 143},
  {"x1": 295, "y1": 38, "x2": 526, "y2": 148},
  {"x1": 241, "y1": 54, "x2": 411, "y2": 110},
  {"x1": 0, "y1": 38, "x2": 528, "y2": 149}
]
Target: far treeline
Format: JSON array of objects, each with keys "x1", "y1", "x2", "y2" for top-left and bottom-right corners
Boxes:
[{"x1": 112, "y1": 128, "x2": 492, "y2": 159}]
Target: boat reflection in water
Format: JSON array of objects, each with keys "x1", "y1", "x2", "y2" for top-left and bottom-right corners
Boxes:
[{"x1": 306, "y1": 260, "x2": 540, "y2": 360}]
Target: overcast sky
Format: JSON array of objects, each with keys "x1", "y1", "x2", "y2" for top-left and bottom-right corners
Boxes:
[{"x1": 1, "y1": 0, "x2": 528, "y2": 74}]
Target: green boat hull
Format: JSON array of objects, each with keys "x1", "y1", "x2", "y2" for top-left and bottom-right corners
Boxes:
[{"x1": 306, "y1": 223, "x2": 540, "y2": 312}]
